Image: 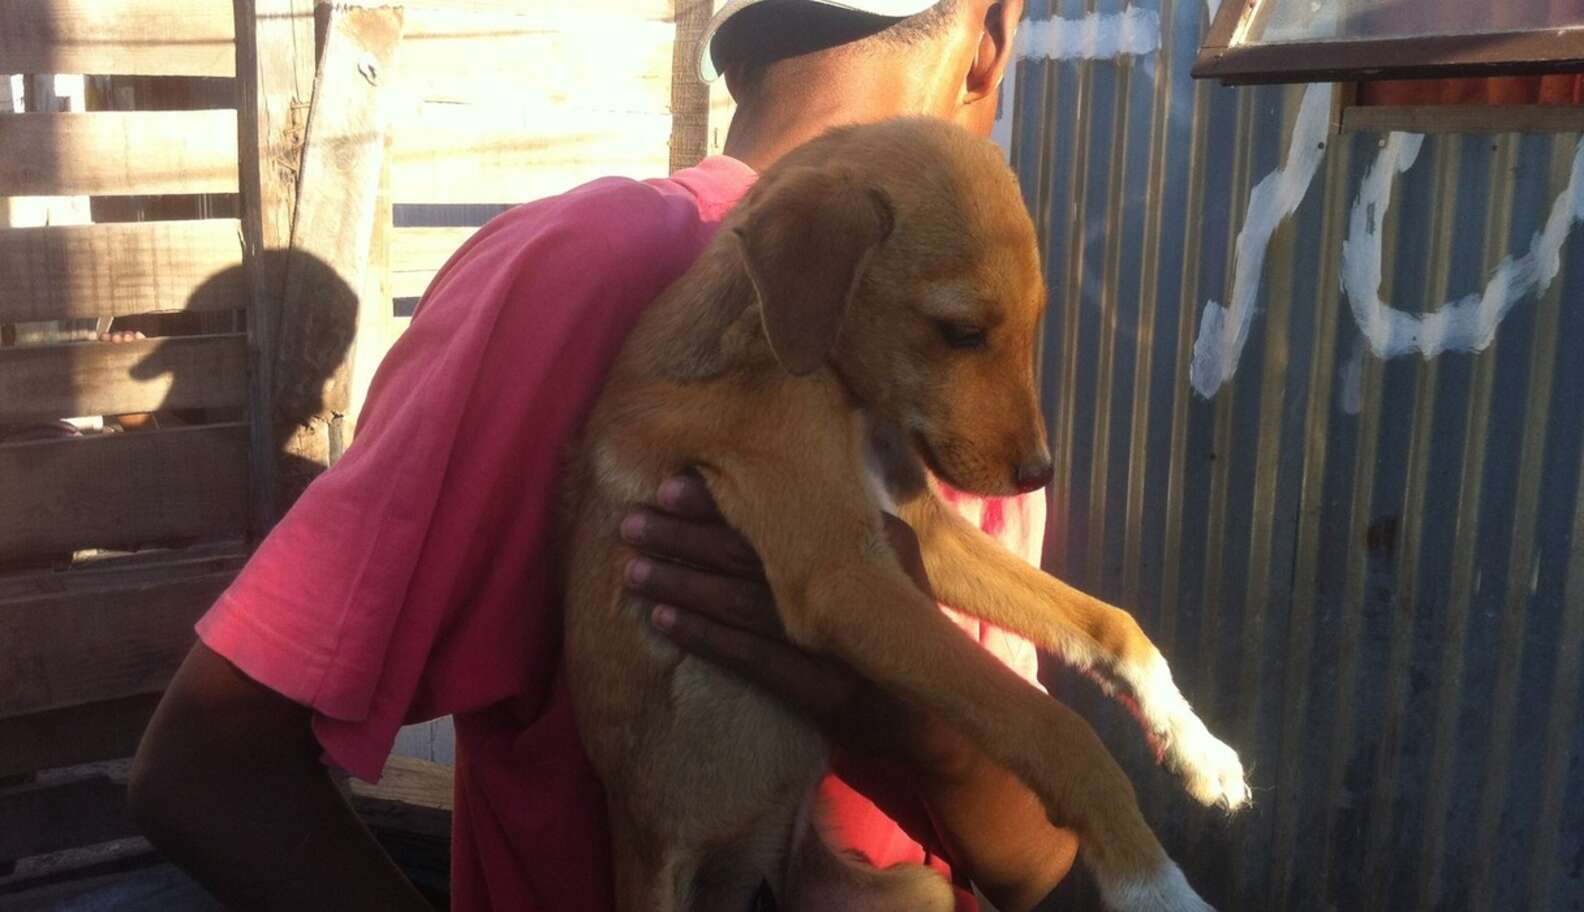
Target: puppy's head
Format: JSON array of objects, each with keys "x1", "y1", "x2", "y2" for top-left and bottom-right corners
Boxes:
[{"x1": 730, "y1": 117, "x2": 1051, "y2": 497}]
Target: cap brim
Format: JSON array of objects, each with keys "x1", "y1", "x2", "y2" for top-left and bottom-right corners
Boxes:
[{"x1": 696, "y1": 0, "x2": 941, "y2": 82}]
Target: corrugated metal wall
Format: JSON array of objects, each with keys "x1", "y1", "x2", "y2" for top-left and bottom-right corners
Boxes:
[{"x1": 1008, "y1": 2, "x2": 1584, "y2": 910}]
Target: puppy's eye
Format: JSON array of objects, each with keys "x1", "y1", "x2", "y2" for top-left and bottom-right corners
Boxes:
[{"x1": 938, "y1": 322, "x2": 987, "y2": 350}]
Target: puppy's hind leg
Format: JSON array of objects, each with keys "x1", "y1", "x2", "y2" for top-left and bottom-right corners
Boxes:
[
  {"x1": 609, "y1": 803, "x2": 697, "y2": 912},
  {"x1": 903, "y1": 495, "x2": 1250, "y2": 812}
]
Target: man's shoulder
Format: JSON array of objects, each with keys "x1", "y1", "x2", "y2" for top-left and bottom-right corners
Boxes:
[
  {"x1": 470, "y1": 175, "x2": 703, "y2": 276},
  {"x1": 405, "y1": 173, "x2": 709, "y2": 330}
]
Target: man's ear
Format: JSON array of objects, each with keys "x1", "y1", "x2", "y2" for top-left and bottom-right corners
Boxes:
[
  {"x1": 964, "y1": 0, "x2": 1023, "y2": 107},
  {"x1": 731, "y1": 167, "x2": 893, "y2": 376}
]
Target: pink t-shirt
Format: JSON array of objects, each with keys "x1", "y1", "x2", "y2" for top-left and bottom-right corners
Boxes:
[{"x1": 197, "y1": 155, "x2": 1049, "y2": 911}]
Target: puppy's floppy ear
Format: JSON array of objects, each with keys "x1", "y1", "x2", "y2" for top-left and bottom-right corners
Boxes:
[{"x1": 730, "y1": 166, "x2": 893, "y2": 376}]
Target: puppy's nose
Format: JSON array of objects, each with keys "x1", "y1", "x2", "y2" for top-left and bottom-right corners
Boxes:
[{"x1": 1012, "y1": 457, "x2": 1054, "y2": 493}]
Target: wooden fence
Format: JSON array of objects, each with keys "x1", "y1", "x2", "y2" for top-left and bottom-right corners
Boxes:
[
  {"x1": 1, "y1": 0, "x2": 253, "y2": 798},
  {"x1": 0, "y1": 0, "x2": 726, "y2": 885}
]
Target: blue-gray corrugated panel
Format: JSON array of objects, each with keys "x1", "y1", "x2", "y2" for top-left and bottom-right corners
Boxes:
[{"x1": 1008, "y1": 2, "x2": 1584, "y2": 909}]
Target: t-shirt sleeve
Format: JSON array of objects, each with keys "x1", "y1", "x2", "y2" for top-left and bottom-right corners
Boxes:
[{"x1": 197, "y1": 178, "x2": 692, "y2": 780}]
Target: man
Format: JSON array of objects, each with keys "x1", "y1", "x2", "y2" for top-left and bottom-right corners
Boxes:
[{"x1": 130, "y1": 1, "x2": 1079, "y2": 909}]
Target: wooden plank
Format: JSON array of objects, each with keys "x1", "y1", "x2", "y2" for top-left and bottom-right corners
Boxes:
[
  {"x1": 0, "y1": 835, "x2": 153, "y2": 889},
  {"x1": 389, "y1": 226, "x2": 469, "y2": 302},
  {"x1": 0, "y1": 759, "x2": 443, "y2": 898},
  {"x1": 0, "y1": 543, "x2": 246, "y2": 602},
  {"x1": 390, "y1": 269, "x2": 436, "y2": 300},
  {"x1": 1194, "y1": 28, "x2": 1584, "y2": 85},
  {"x1": 0, "y1": 111, "x2": 238, "y2": 197},
  {"x1": 343, "y1": 756, "x2": 453, "y2": 840},
  {"x1": 0, "y1": 571, "x2": 233, "y2": 718},
  {"x1": 390, "y1": 104, "x2": 671, "y2": 204},
  {"x1": 272, "y1": 2, "x2": 402, "y2": 505},
  {"x1": 0, "y1": 696, "x2": 161, "y2": 780},
  {"x1": 0, "y1": 220, "x2": 246, "y2": 324},
  {"x1": 3, "y1": 76, "x2": 94, "y2": 232},
  {"x1": 346, "y1": 756, "x2": 453, "y2": 811},
  {"x1": 1340, "y1": 103, "x2": 1584, "y2": 135},
  {"x1": 0, "y1": 762, "x2": 137, "y2": 862},
  {"x1": 0, "y1": 334, "x2": 249, "y2": 424},
  {"x1": 0, "y1": 423, "x2": 249, "y2": 565},
  {"x1": 0, "y1": 844, "x2": 205, "y2": 911},
  {"x1": 398, "y1": 8, "x2": 672, "y2": 111},
  {"x1": 234, "y1": 0, "x2": 317, "y2": 531},
  {"x1": 0, "y1": 551, "x2": 244, "y2": 775},
  {"x1": 391, "y1": 226, "x2": 473, "y2": 273},
  {"x1": 0, "y1": 0, "x2": 235, "y2": 77},
  {"x1": 339, "y1": 757, "x2": 453, "y2": 899}
]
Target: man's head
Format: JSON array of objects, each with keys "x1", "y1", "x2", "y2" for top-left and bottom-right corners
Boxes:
[{"x1": 703, "y1": 0, "x2": 1024, "y2": 167}]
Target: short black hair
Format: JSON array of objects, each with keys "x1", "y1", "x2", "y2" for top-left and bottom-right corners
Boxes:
[
  {"x1": 712, "y1": 0, "x2": 961, "y2": 83},
  {"x1": 876, "y1": 0, "x2": 960, "y2": 45}
]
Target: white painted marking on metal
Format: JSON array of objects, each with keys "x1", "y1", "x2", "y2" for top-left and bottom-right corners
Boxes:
[
  {"x1": 992, "y1": 7, "x2": 1163, "y2": 154},
  {"x1": 1343, "y1": 134, "x2": 1584, "y2": 359},
  {"x1": 1190, "y1": 82, "x2": 1334, "y2": 397}
]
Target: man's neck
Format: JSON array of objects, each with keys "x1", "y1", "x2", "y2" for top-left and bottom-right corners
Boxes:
[
  {"x1": 722, "y1": 96, "x2": 854, "y2": 173},
  {"x1": 721, "y1": 65, "x2": 946, "y2": 172}
]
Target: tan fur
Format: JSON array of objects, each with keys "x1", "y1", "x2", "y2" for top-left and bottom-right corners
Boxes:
[{"x1": 561, "y1": 118, "x2": 1240, "y2": 911}]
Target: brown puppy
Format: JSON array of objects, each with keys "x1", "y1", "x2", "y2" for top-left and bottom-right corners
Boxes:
[{"x1": 561, "y1": 117, "x2": 1247, "y2": 912}]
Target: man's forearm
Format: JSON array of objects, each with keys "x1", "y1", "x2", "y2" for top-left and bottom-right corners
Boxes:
[
  {"x1": 131, "y1": 644, "x2": 430, "y2": 912},
  {"x1": 915, "y1": 745, "x2": 1078, "y2": 912},
  {"x1": 137, "y1": 749, "x2": 429, "y2": 912}
]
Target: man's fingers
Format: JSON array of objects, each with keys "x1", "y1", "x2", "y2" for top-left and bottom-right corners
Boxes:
[
  {"x1": 654, "y1": 473, "x2": 724, "y2": 522},
  {"x1": 621, "y1": 509, "x2": 762, "y2": 578},
  {"x1": 626, "y1": 558, "x2": 781, "y2": 637},
  {"x1": 650, "y1": 605, "x2": 853, "y2": 725}
]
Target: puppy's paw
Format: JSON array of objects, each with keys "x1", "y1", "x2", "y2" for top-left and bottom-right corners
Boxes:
[
  {"x1": 1164, "y1": 714, "x2": 1250, "y2": 811},
  {"x1": 1100, "y1": 863, "x2": 1217, "y2": 912},
  {"x1": 1126, "y1": 653, "x2": 1251, "y2": 811}
]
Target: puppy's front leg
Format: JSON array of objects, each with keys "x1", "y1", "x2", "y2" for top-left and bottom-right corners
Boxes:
[
  {"x1": 901, "y1": 494, "x2": 1250, "y2": 812},
  {"x1": 696, "y1": 456, "x2": 1212, "y2": 911}
]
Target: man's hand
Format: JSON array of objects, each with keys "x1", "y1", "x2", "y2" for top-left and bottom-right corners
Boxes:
[
  {"x1": 620, "y1": 472, "x2": 966, "y2": 769},
  {"x1": 622, "y1": 474, "x2": 1077, "y2": 911}
]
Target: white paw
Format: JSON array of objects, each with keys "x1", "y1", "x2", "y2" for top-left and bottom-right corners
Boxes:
[
  {"x1": 1101, "y1": 863, "x2": 1217, "y2": 912},
  {"x1": 1163, "y1": 714, "x2": 1250, "y2": 811},
  {"x1": 1125, "y1": 654, "x2": 1251, "y2": 811}
]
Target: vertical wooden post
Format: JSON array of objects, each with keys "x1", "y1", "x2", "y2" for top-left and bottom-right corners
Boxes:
[
  {"x1": 347, "y1": 128, "x2": 395, "y2": 439},
  {"x1": 234, "y1": 0, "x2": 317, "y2": 533},
  {"x1": 669, "y1": 0, "x2": 713, "y2": 172},
  {"x1": 670, "y1": 0, "x2": 736, "y2": 172},
  {"x1": 271, "y1": 3, "x2": 402, "y2": 507}
]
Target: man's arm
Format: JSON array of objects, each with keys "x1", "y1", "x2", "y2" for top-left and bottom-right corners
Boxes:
[
  {"x1": 623, "y1": 475, "x2": 1077, "y2": 912},
  {"x1": 129, "y1": 643, "x2": 430, "y2": 912}
]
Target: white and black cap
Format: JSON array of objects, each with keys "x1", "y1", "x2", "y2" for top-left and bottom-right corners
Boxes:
[{"x1": 697, "y1": 0, "x2": 941, "y2": 81}]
